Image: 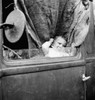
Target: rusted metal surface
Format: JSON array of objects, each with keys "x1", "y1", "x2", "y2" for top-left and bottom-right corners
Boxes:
[
  {"x1": 85, "y1": 62, "x2": 95, "y2": 100},
  {"x1": 2, "y1": 66, "x2": 85, "y2": 100},
  {"x1": 0, "y1": 80, "x2": 2, "y2": 100},
  {"x1": 0, "y1": 70, "x2": 2, "y2": 100},
  {"x1": 85, "y1": 2, "x2": 95, "y2": 99},
  {"x1": 2, "y1": 59, "x2": 85, "y2": 76}
]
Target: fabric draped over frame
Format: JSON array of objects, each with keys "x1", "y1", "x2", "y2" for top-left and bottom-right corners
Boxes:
[
  {"x1": 67, "y1": 0, "x2": 90, "y2": 47},
  {"x1": 16, "y1": 0, "x2": 90, "y2": 48}
]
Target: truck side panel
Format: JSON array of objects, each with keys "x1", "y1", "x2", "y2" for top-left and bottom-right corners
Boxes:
[{"x1": 2, "y1": 65, "x2": 85, "y2": 100}]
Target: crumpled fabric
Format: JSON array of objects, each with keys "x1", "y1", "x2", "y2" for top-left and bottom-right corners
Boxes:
[
  {"x1": 17, "y1": 0, "x2": 90, "y2": 48},
  {"x1": 67, "y1": 0, "x2": 90, "y2": 47},
  {"x1": 16, "y1": 0, "x2": 42, "y2": 48},
  {"x1": 17, "y1": 0, "x2": 73, "y2": 42}
]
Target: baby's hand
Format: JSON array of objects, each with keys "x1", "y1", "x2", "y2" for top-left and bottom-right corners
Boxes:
[
  {"x1": 42, "y1": 38, "x2": 54, "y2": 55},
  {"x1": 65, "y1": 47, "x2": 71, "y2": 53},
  {"x1": 70, "y1": 47, "x2": 76, "y2": 56},
  {"x1": 49, "y1": 38, "x2": 54, "y2": 43},
  {"x1": 71, "y1": 43, "x2": 76, "y2": 48},
  {"x1": 65, "y1": 46, "x2": 76, "y2": 56}
]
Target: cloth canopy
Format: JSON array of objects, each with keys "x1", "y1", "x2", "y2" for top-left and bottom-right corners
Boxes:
[{"x1": 16, "y1": 0, "x2": 90, "y2": 48}]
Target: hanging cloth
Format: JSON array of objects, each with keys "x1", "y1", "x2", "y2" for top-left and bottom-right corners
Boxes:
[
  {"x1": 67, "y1": 0, "x2": 90, "y2": 47},
  {"x1": 16, "y1": 0, "x2": 42, "y2": 48}
]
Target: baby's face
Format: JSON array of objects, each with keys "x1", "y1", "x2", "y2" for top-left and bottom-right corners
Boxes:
[{"x1": 52, "y1": 37, "x2": 66, "y2": 51}]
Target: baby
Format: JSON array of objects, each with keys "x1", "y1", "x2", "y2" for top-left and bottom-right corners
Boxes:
[{"x1": 42, "y1": 36, "x2": 74, "y2": 57}]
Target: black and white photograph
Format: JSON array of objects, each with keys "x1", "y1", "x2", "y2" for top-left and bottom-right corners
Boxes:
[{"x1": 0, "y1": 0, "x2": 95, "y2": 100}]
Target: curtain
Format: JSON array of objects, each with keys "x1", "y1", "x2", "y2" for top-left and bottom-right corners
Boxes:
[{"x1": 17, "y1": 0, "x2": 90, "y2": 48}]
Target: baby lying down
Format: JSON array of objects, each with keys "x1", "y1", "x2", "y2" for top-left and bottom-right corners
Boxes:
[{"x1": 42, "y1": 36, "x2": 76, "y2": 57}]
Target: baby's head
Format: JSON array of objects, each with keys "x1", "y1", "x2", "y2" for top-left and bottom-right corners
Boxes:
[{"x1": 52, "y1": 36, "x2": 66, "y2": 51}]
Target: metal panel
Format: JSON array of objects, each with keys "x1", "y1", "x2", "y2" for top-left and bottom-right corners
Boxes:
[
  {"x1": 86, "y1": 62, "x2": 95, "y2": 100},
  {"x1": 0, "y1": 80, "x2": 2, "y2": 100},
  {"x1": 2, "y1": 66, "x2": 85, "y2": 100},
  {"x1": 85, "y1": 1, "x2": 95, "y2": 100},
  {"x1": 0, "y1": 0, "x2": 2, "y2": 99}
]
